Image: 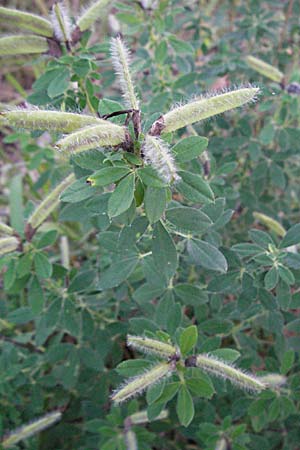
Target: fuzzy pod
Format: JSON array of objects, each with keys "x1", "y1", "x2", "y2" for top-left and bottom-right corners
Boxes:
[
  {"x1": 50, "y1": 2, "x2": 72, "y2": 43},
  {"x1": 129, "y1": 409, "x2": 168, "y2": 425},
  {"x1": 194, "y1": 354, "x2": 266, "y2": 392},
  {"x1": 143, "y1": 135, "x2": 180, "y2": 184},
  {"x1": 253, "y1": 212, "x2": 286, "y2": 237},
  {"x1": 1, "y1": 109, "x2": 104, "y2": 133},
  {"x1": 0, "y1": 7, "x2": 53, "y2": 37},
  {"x1": 215, "y1": 438, "x2": 229, "y2": 450},
  {"x1": 0, "y1": 222, "x2": 14, "y2": 236},
  {"x1": 124, "y1": 430, "x2": 138, "y2": 450},
  {"x1": 110, "y1": 37, "x2": 139, "y2": 110},
  {"x1": 0, "y1": 236, "x2": 19, "y2": 256},
  {"x1": 77, "y1": 0, "x2": 110, "y2": 32},
  {"x1": 111, "y1": 362, "x2": 173, "y2": 404},
  {"x1": 127, "y1": 335, "x2": 177, "y2": 359},
  {"x1": 2, "y1": 411, "x2": 62, "y2": 448},
  {"x1": 158, "y1": 87, "x2": 260, "y2": 133},
  {"x1": 246, "y1": 56, "x2": 284, "y2": 83},
  {"x1": 259, "y1": 374, "x2": 287, "y2": 388},
  {"x1": 55, "y1": 123, "x2": 126, "y2": 153},
  {"x1": 0, "y1": 35, "x2": 49, "y2": 56},
  {"x1": 28, "y1": 173, "x2": 75, "y2": 230}
]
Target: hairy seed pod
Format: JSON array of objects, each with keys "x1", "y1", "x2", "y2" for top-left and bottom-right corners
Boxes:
[
  {"x1": 158, "y1": 87, "x2": 260, "y2": 133},
  {"x1": 0, "y1": 236, "x2": 19, "y2": 256},
  {"x1": 143, "y1": 135, "x2": 180, "y2": 184},
  {"x1": 28, "y1": 173, "x2": 75, "y2": 230},
  {"x1": 246, "y1": 56, "x2": 284, "y2": 83},
  {"x1": 127, "y1": 335, "x2": 177, "y2": 359},
  {"x1": 0, "y1": 222, "x2": 14, "y2": 236},
  {"x1": 111, "y1": 362, "x2": 173, "y2": 404},
  {"x1": 2, "y1": 411, "x2": 62, "y2": 448},
  {"x1": 50, "y1": 2, "x2": 72, "y2": 43},
  {"x1": 129, "y1": 409, "x2": 168, "y2": 425},
  {"x1": 1, "y1": 109, "x2": 104, "y2": 133},
  {"x1": 194, "y1": 354, "x2": 266, "y2": 392},
  {"x1": 124, "y1": 430, "x2": 138, "y2": 450},
  {"x1": 55, "y1": 123, "x2": 126, "y2": 153},
  {"x1": 253, "y1": 212, "x2": 286, "y2": 237},
  {"x1": 259, "y1": 374, "x2": 287, "y2": 388},
  {"x1": 110, "y1": 37, "x2": 139, "y2": 110},
  {"x1": 77, "y1": 0, "x2": 110, "y2": 32},
  {"x1": 0, "y1": 7, "x2": 53, "y2": 37},
  {"x1": 215, "y1": 438, "x2": 229, "y2": 450},
  {"x1": 0, "y1": 35, "x2": 49, "y2": 56}
]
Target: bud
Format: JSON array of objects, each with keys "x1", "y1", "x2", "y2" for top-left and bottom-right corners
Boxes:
[
  {"x1": 127, "y1": 335, "x2": 177, "y2": 359},
  {"x1": 0, "y1": 35, "x2": 49, "y2": 56},
  {"x1": 143, "y1": 135, "x2": 180, "y2": 184},
  {"x1": 0, "y1": 236, "x2": 19, "y2": 256},
  {"x1": 0, "y1": 222, "x2": 14, "y2": 236},
  {"x1": 55, "y1": 123, "x2": 126, "y2": 153},
  {"x1": 2, "y1": 411, "x2": 62, "y2": 448},
  {"x1": 77, "y1": 0, "x2": 110, "y2": 32},
  {"x1": 111, "y1": 362, "x2": 173, "y2": 404},
  {"x1": 0, "y1": 7, "x2": 53, "y2": 37},
  {"x1": 246, "y1": 56, "x2": 284, "y2": 83},
  {"x1": 28, "y1": 173, "x2": 75, "y2": 230},
  {"x1": 50, "y1": 1, "x2": 72, "y2": 43},
  {"x1": 253, "y1": 212, "x2": 286, "y2": 237},
  {"x1": 110, "y1": 37, "x2": 139, "y2": 110},
  {"x1": 193, "y1": 354, "x2": 266, "y2": 392},
  {"x1": 129, "y1": 409, "x2": 168, "y2": 425},
  {"x1": 156, "y1": 86, "x2": 260, "y2": 133},
  {"x1": 1, "y1": 109, "x2": 104, "y2": 133}
]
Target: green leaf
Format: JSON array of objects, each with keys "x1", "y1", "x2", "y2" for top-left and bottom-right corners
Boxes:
[
  {"x1": 264, "y1": 266, "x2": 279, "y2": 290},
  {"x1": 187, "y1": 239, "x2": 228, "y2": 273},
  {"x1": 210, "y1": 348, "x2": 241, "y2": 362},
  {"x1": 176, "y1": 385, "x2": 194, "y2": 427},
  {"x1": 155, "y1": 40, "x2": 168, "y2": 63},
  {"x1": 152, "y1": 221, "x2": 178, "y2": 280},
  {"x1": 138, "y1": 167, "x2": 167, "y2": 188},
  {"x1": 166, "y1": 206, "x2": 212, "y2": 234},
  {"x1": 174, "y1": 283, "x2": 208, "y2": 305},
  {"x1": 144, "y1": 187, "x2": 167, "y2": 224},
  {"x1": 108, "y1": 173, "x2": 135, "y2": 217},
  {"x1": 177, "y1": 171, "x2": 214, "y2": 203},
  {"x1": 116, "y1": 359, "x2": 151, "y2": 377},
  {"x1": 98, "y1": 98, "x2": 124, "y2": 116},
  {"x1": 28, "y1": 276, "x2": 44, "y2": 314},
  {"x1": 172, "y1": 136, "x2": 208, "y2": 163},
  {"x1": 34, "y1": 252, "x2": 52, "y2": 279},
  {"x1": 60, "y1": 177, "x2": 95, "y2": 203},
  {"x1": 280, "y1": 350, "x2": 295, "y2": 375},
  {"x1": 36, "y1": 230, "x2": 57, "y2": 249},
  {"x1": 97, "y1": 253, "x2": 139, "y2": 289},
  {"x1": 168, "y1": 35, "x2": 194, "y2": 55},
  {"x1": 47, "y1": 68, "x2": 70, "y2": 98},
  {"x1": 88, "y1": 167, "x2": 131, "y2": 187},
  {"x1": 68, "y1": 270, "x2": 95, "y2": 293},
  {"x1": 156, "y1": 382, "x2": 180, "y2": 405},
  {"x1": 279, "y1": 223, "x2": 300, "y2": 248},
  {"x1": 231, "y1": 243, "x2": 263, "y2": 257},
  {"x1": 185, "y1": 377, "x2": 215, "y2": 398},
  {"x1": 278, "y1": 265, "x2": 295, "y2": 285},
  {"x1": 179, "y1": 325, "x2": 198, "y2": 356}
]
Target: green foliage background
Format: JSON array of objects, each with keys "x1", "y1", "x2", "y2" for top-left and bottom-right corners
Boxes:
[{"x1": 0, "y1": 0, "x2": 300, "y2": 449}]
